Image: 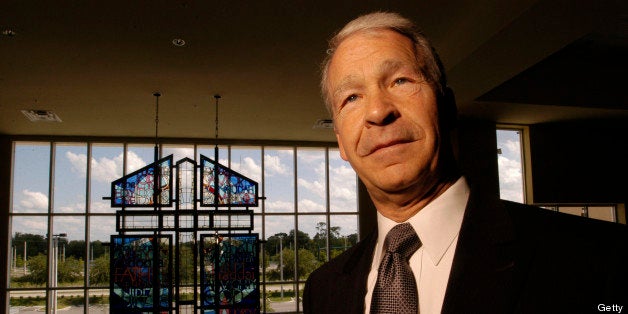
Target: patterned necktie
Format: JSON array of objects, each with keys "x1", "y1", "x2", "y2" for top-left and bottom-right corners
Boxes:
[{"x1": 370, "y1": 223, "x2": 421, "y2": 314}]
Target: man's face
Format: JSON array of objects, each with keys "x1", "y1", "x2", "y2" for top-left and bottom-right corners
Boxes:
[{"x1": 327, "y1": 29, "x2": 444, "y2": 195}]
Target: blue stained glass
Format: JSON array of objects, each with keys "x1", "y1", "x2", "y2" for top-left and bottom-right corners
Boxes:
[
  {"x1": 201, "y1": 234, "x2": 259, "y2": 312},
  {"x1": 110, "y1": 236, "x2": 172, "y2": 311},
  {"x1": 201, "y1": 155, "x2": 258, "y2": 207},
  {"x1": 112, "y1": 155, "x2": 173, "y2": 207}
]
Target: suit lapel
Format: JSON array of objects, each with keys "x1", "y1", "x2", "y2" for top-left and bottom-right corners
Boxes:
[
  {"x1": 441, "y1": 191, "x2": 527, "y2": 313},
  {"x1": 338, "y1": 230, "x2": 377, "y2": 314}
]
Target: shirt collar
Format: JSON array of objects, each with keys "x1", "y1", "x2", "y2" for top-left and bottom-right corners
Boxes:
[{"x1": 376, "y1": 176, "x2": 469, "y2": 266}]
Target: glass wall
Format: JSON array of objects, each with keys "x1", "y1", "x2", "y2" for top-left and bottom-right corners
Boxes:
[{"x1": 7, "y1": 141, "x2": 357, "y2": 313}]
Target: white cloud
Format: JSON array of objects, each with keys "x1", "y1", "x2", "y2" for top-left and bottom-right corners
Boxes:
[
  {"x1": 497, "y1": 155, "x2": 524, "y2": 203},
  {"x1": 298, "y1": 178, "x2": 325, "y2": 199},
  {"x1": 12, "y1": 217, "x2": 48, "y2": 235},
  {"x1": 66, "y1": 151, "x2": 87, "y2": 177},
  {"x1": 90, "y1": 155, "x2": 122, "y2": 182},
  {"x1": 66, "y1": 151, "x2": 148, "y2": 183},
  {"x1": 330, "y1": 164, "x2": 357, "y2": 202},
  {"x1": 266, "y1": 200, "x2": 294, "y2": 212},
  {"x1": 503, "y1": 139, "x2": 520, "y2": 155},
  {"x1": 90, "y1": 201, "x2": 114, "y2": 213},
  {"x1": 264, "y1": 154, "x2": 288, "y2": 176},
  {"x1": 19, "y1": 189, "x2": 48, "y2": 210},
  {"x1": 231, "y1": 157, "x2": 262, "y2": 182},
  {"x1": 298, "y1": 198, "x2": 325, "y2": 212},
  {"x1": 53, "y1": 216, "x2": 86, "y2": 241},
  {"x1": 298, "y1": 152, "x2": 325, "y2": 164},
  {"x1": 55, "y1": 202, "x2": 84, "y2": 213},
  {"x1": 497, "y1": 156, "x2": 522, "y2": 184},
  {"x1": 126, "y1": 151, "x2": 148, "y2": 173}
]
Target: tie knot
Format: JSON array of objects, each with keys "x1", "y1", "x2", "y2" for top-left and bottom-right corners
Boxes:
[{"x1": 384, "y1": 223, "x2": 421, "y2": 259}]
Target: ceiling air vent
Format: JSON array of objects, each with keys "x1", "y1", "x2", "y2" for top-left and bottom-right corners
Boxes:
[
  {"x1": 313, "y1": 119, "x2": 333, "y2": 129},
  {"x1": 21, "y1": 110, "x2": 62, "y2": 122}
]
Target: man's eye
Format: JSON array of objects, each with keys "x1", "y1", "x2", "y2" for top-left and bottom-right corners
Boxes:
[
  {"x1": 345, "y1": 94, "x2": 358, "y2": 103},
  {"x1": 393, "y1": 78, "x2": 409, "y2": 85}
]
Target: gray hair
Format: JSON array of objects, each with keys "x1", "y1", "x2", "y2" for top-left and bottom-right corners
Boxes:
[{"x1": 320, "y1": 12, "x2": 447, "y2": 115}]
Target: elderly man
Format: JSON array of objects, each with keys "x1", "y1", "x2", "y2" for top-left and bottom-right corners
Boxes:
[{"x1": 303, "y1": 12, "x2": 627, "y2": 314}]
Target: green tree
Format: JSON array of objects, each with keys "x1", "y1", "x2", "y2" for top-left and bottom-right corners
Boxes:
[
  {"x1": 12, "y1": 233, "x2": 47, "y2": 260},
  {"x1": 288, "y1": 229, "x2": 311, "y2": 250},
  {"x1": 90, "y1": 241, "x2": 107, "y2": 259},
  {"x1": 26, "y1": 254, "x2": 47, "y2": 284},
  {"x1": 89, "y1": 255, "x2": 109, "y2": 285},
  {"x1": 66, "y1": 240, "x2": 86, "y2": 260},
  {"x1": 275, "y1": 248, "x2": 320, "y2": 280},
  {"x1": 266, "y1": 232, "x2": 288, "y2": 256},
  {"x1": 58, "y1": 256, "x2": 83, "y2": 283}
]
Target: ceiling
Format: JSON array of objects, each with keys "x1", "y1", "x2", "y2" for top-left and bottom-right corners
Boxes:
[{"x1": 1, "y1": 0, "x2": 626, "y2": 142}]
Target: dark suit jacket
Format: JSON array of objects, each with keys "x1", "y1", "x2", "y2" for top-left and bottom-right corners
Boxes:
[{"x1": 304, "y1": 190, "x2": 628, "y2": 313}]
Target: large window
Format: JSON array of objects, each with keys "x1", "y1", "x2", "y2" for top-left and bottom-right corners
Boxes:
[
  {"x1": 7, "y1": 141, "x2": 358, "y2": 313},
  {"x1": 496, "y1": 128, "x2": 620, "y2": 223}
]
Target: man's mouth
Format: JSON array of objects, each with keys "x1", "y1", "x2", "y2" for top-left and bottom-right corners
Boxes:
[{"x1": 359, "y1": 139, "x2": 413, "y2": 157}]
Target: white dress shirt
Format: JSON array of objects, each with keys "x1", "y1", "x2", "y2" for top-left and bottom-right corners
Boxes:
[{"x1": 364, "y1": 177, "x2": 469, "y2": 314}]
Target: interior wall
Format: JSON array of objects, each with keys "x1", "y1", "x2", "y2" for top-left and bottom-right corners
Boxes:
[
  {"x1": 0, "y1": 136, "x2": 11, "y2": 311},
  {"x1": 454, "y1": 118, "x2": 501, "y2": 198},
  {"x1": 530, "y1": 120, "x2": 628, "y2": 204}
]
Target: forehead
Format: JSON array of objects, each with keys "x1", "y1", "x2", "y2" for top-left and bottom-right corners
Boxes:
[{"x1": 328, "y1": 29, "x2": 417, "y2": 83}]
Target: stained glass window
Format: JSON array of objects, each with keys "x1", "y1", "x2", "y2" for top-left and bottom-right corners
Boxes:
[
  {"x1": 110, "y1": 235, "x2": 172, "y2": 312},
  {"x1": 200, "y1": 155, "x2": 258, "y2": 207},
  {"x1": 201, "y1": 234, "x2": 259, "y2": 313},
  {"x1": 111, "y1": 155, "x2": 173, "y2": 207}
]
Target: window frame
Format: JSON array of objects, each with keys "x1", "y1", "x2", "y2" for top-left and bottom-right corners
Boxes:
[{"x1": 6, "y1": 139, "x2": 359, "y2": 313}]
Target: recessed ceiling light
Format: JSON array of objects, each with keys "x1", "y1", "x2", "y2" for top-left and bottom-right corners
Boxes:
[
  {"x1": 172, "y1": 38, "x2": 186, "y2": 47},
  {"x1": 2, "y1": 29, "x2": 16, "y2": 37},
  {"x1": 21, "y1": 110, "x2": 62, "y2": 122},
  {"x1": 313, "y1": 118, "x2": 333, "y2": 129}
]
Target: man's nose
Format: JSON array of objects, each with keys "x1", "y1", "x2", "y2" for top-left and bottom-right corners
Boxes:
[{"x1": 364, "y1": 91, "x2": 399, "y2": 127}]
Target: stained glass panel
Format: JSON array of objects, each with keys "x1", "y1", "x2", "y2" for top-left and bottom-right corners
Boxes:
[
  {"x1": 110, "y1": 235, "x2": 172, "y2": 312},
  {"x1": 201, "y1": 234, "x2": 259, "y2": 313},
  {"x1": 200, "y1": 155, "x2": 258, "y2": 207},
  {"x1": 111, "y1": 155, "x2": 173, "y2": 207}
]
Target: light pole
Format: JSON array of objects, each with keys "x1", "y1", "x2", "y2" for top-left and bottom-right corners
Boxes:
[
  {"x1": 51, "y1": 233, "x2": 67, "y2": 314},
  {"x1": 24, "y1": 241, "x2": 27, "y2": 274},
  {"x1": 279, "y1": 235, "x2": 284, "y2": 299}
]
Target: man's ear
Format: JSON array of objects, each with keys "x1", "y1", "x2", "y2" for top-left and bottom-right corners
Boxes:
[{"x1": 438, "y1": 86, "x2": 458, "y2": 131}]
